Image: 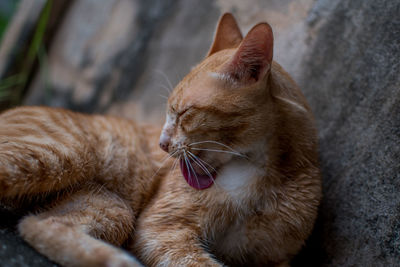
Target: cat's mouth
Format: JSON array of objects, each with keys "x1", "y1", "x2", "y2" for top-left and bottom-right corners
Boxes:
[{"x1": 179, "y1": 159, "x2": 217, "y2": 190}]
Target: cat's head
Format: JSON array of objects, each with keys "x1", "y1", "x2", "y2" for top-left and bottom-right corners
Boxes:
[{"x1": 159, "y1": 13, "x2": 275, "y2": 190}]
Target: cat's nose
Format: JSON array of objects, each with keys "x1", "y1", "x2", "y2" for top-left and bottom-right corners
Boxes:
[
  {"x1": 159, "y1": 133, "x2": 170, "y2": 153},
  {"x1": 159, "y1": 141, "x2": 169, "y2": 152}
]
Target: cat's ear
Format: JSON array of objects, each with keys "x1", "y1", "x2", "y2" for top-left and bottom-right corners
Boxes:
[
  {"x1": 207, "y1": 13, "x2": 243, "y2": 57},
  {"x1": 223, "y1": 23, "x2": 274, "y2": 84}
]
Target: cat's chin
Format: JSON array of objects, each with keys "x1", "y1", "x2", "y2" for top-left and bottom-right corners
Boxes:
[{"x1": 179, "y1": 159, "x2": 217, "y2": 190}]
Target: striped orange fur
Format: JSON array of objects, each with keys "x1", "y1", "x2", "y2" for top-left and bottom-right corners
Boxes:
[{"x1": 0, "y1": 13, "x2": 321, "y2": 267}]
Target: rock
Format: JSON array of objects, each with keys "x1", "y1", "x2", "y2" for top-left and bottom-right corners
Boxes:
[
  {"x1": 0, "y1": 207, "x2": 56, "y2": 266},
  {"x1": 293, "y1": 0, "x2": 400, "y2": 265}
]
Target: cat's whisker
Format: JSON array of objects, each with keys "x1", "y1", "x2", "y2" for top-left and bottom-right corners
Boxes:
[
  {"x1": 157, "y1": 149, "x2": 179, "y2": 167},
  {"x1": 188, "y1": 140, "x2": 248, "y2": 159},
  {"x1": 186, "y1": 152, "x2": 221, "y2": 190},
  {"x1": 190, "y1": 147, "x2": 247, "y2": 159},
  {"x1": 158, "y1": 94, "x2": 169, "y2": 100},
  {"x1": 154, "y1": 70, "x2": 174, "y2": 93},
  {"x1": 182, "y1": 151, "x2": 192, "y2": 184},
  {"x1": 175, "y1": 156, "x2": 180, "y2": 171},
  {"x1": 173, "y1": 154, "x2": 180, "y2": 169},
  {"x1": 187, "y1": 151, "x2": 217, "y2": 175},
  {"x1": 184, "y1": 151, "x2": 201, "y2": 189},
  {"x1": 188, "y1": 154, "x2": 222, "y2": 190},
  {"x1": 169, "y1": 155, "x2": 180, "y2": 176},
  {"x1": 156, "y1": 84, "x2": 172, "y2": 95},
  {"x1": 187, "y1": 151, "x2": 219, "y2": 175},
  {"x1": 188, "y1": 140, "x2": 241, "y2": 154},
  {"x1": 185, "y1": 151, "x2": 201, "y2": 189},
  {"x1": 150, "y1": 150, "x2": 179, "y2": 180},
  {"x1": 182, "y1": 154, "x2": 191, "y2": 180}
]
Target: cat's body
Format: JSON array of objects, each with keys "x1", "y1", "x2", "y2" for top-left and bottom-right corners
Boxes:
[{"x1": 0, "y1": 14, "x2": 321, "y2": 267}]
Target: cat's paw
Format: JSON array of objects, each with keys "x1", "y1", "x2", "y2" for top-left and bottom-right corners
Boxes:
[{"x1": 105, "y1": 253, "x2": 144, "y2": 267}]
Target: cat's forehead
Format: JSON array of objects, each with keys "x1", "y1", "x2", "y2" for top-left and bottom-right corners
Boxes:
[
  {"x1": 168, "y1": 83, "x2": 204, "y2": 112},
  {"x1": 168, "y1": 50, "x2": 236, "y2": 112},
  {"x1": 169, "y1": 74, "x2": 222, "y2": 112}
]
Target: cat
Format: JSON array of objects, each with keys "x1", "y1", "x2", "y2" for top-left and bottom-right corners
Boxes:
[{"x1": 0, "y1": 13, "x2": 321, "y2": 267}]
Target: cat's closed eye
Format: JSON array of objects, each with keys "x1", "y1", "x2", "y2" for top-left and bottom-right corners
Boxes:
[
  {"x1": 177, "y1": 107, "x2": 191, "y2": 117},
  {"x1": 178, "y1": 108, "x2": 197, "y2": 131}
]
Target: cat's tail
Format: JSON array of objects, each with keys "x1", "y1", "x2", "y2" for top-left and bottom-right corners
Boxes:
[{"x1": 0, "y1": 106, "x2": 99, "y2": 201}]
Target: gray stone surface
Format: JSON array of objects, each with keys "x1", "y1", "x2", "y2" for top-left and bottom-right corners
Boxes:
[
  {"x1": 0, "y1": 228, "x2": 53, "y2": 267},
  {"x1": 1, "y1": 0, "x2": 399, "y2": 265},
  {"x1": 0, "y1": 207, "x2": 56, "y2": 266},
  {"x1": 293, "y1": 0, "x2": 400, "y2": 265}
]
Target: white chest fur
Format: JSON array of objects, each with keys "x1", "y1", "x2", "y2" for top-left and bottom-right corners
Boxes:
[{"x1": 216, "y1": 159, "x2": 261, "y2": 200}]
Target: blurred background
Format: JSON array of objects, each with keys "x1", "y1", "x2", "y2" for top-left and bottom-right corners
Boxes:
[
  {"x1": 0, "y1": 0, "x2": 399, "y2": 266},
  {"x1": 0, "y1": 0, "x2": 316, "y2": 125}
]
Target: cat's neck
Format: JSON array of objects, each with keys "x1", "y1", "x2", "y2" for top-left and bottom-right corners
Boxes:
[
  {"x1": 216, "y1": 64, "x2": 317, "y2": 203},
  {"x1": 265, "y1": 63, "x2": 318, "y2": 180}
]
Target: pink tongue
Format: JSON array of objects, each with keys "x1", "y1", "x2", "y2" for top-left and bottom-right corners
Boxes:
[{"x1": 180, "y1": 159, "x2": 215, "y2": 190}]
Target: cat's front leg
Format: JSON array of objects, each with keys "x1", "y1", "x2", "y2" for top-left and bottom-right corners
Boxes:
[
  {"x1": 133, "y1": 228, "x2": 222, "y2": 267},
  {"x1": 18, "y1": 184, "x2": 142, "y2": 267},
  {"x1": 132, "y1": 210, "x2": 223, "y2": 267}
]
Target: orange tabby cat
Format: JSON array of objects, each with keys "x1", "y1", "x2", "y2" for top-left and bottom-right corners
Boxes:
[{"x1": 0, "y1": 13, "x2": 321, "y2": 266}]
